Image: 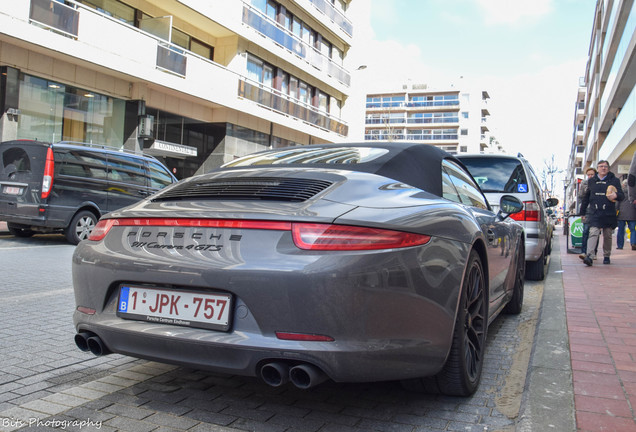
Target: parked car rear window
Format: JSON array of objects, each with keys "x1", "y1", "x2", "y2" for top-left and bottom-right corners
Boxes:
[
  {"x1": 2, "y1": 147, "x2": 31, "y2": 173},
  {"x1": 459, "y1": 157, "x2": 528, "y2": 194}
]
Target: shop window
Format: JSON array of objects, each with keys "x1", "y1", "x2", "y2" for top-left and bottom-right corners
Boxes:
[{"x1": 16, "y1": 74, "x2": 125, "y2": 147}]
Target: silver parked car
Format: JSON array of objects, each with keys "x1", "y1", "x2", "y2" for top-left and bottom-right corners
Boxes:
[
  {"x1": 457, "y1": 154, "x2": 558, "y2": 281},
  {"x1": 72, "y1": 142, "x2": 525, "y2": 396}
]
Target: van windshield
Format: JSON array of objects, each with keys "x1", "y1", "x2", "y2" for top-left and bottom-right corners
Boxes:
[{"x1": 459, "y1": 157, "x2": 528, "y2": 194}]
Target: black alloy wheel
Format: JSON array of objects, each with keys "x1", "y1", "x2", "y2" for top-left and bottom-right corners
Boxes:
[
  {"x1": 457, "y1": 251, "x2": 487, "y2": 387},
  {"x1": 504, "y1": 243, "x2": 525, "y2": 314}
]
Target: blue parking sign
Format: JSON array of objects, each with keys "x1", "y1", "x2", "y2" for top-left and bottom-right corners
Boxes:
[{"x1": 517, "y1": 184, "x2": 528, "y2": 193}]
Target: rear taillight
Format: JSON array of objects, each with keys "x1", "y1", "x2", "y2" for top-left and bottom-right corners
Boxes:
[
  {"x1": 87, "y1": 218, "x2": 431, "y2": 251},
  {"x1": 88, "y1": 219, "x2": 120, "y2": 241},
  {"x1": 41, "y1": 147, "x2": 55, "y2": 199},
  {"x1": 87, "y1": 218, "x2": 291, "y2": 242},
  {"x1": 291, "y1": 223, "x2": 431, "y2": 251},
  {"x1": 510, "y1": 201, "x2": 540, "y2": 222}
]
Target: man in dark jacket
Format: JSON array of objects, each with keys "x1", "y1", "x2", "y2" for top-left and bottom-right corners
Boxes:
[{"x1": 579, "y1": 160, "x2": 624, "y2": 265}]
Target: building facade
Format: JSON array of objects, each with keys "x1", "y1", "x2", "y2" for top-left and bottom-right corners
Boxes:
[
  {"x1": 363, "y1": 83, "x2": 497, "y2": 155},
  {"x1": 0, "y1": 0, "x2": 354, "y2": 179},
  {"x1": 565, "y1": 0, "x2": 636, "y2": 212}
]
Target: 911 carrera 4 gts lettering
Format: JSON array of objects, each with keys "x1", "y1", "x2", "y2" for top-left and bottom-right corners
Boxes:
[{"x1": 130, "y1": 241, "x2": 223, "y2": 251}]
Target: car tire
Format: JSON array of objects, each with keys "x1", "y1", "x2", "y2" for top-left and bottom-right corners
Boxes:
[
  {"x1": 503, "y1": 243, "x2": 525, "y2": 314},
  {"x1": 525, "y1": 251, "x2": 545, "y2": 281},
  {"x1": 7, "y1": 223, "x2": 34, "y2": 238},
  {"x1": 402, "y1": 250, "x2": 487, "y2": 396},
  {"x1": 65, "y1": 210, "x2": 97, "y2": 245}
]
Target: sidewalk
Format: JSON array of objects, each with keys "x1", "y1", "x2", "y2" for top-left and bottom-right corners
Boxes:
[{"x1": 560, "y1": 229, "x2": 636, "y2": 430}]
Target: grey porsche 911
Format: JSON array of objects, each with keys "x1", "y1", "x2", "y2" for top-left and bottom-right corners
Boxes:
[{"x1": 72, "y1": 142, "x2": 525, "y2": 396}]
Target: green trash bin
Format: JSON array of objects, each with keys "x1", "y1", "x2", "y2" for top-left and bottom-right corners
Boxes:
[{"x1": 567, "y1": 216, "x2": 583, "y2": 253}]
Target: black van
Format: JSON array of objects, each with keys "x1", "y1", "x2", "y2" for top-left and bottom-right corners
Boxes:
[{"x1": 0, "y1": 140, "x2": 176, "y2": 244}]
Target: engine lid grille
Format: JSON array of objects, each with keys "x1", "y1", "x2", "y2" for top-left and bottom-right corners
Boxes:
[{"x1": 152, "y1": 177, "x2": 333, "y2": 202}]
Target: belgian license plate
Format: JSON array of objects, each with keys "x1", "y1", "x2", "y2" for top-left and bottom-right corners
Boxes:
[
  {"x1": 117, "y1": 285, "x2": 232, "y2": 331},
  {"x1": 2, "y1": 186, "x2": 22, "y2": 195}
]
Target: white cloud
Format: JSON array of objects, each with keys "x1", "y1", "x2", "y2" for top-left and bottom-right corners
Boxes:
[{"x1": 475, "y1": 0, "x2": 553, "y2": 25}]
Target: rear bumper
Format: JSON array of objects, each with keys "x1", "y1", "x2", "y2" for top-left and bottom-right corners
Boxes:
[
  {"x1": 0, "y1": 204, "x2": 68, "y2": 230},
  {"x1": 524, "y1": 233, "x2": 547, "y2": 262},
  {"x1": 73, "y1": 316, "x2": 449, "y2": 383}
]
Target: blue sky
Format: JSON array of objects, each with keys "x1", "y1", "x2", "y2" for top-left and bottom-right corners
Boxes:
[{"x1": 348, "y1": 0, "x2": 597, "y2": 181}]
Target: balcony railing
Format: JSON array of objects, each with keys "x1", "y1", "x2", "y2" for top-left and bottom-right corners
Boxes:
[
  {"x1": 366, "y1": 100, "x2": 460, "y2": 109},
  {"x1": 238, "y1": 78, "x2": 348, "y2": 136},
  {"x1": 307, "y1": 0, "x2": 353, "y2": 36},
  {"x1": 365, "y1": 117, "x2": 460, "y2": 125},
  {"x1": 156, "y1": 43, "x2": 187, "y2": 77},
  {"x1": 365, "y1": 134, "x2": 458, "y2": 141},
  {"x1": 242, "y1": 4, "x2": 350, "y2": 86},
  {"x1": 29, "y1": 0, "x2": 79, "y2": 38}
]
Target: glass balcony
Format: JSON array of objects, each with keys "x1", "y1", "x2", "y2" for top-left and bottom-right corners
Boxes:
[
  {"x1": 307, "y1": 0, "x2": 353, "y2": 36},
  {"x1": 29, "y1": 0, "x2": 79, "y2": 38},
  {"x1": 238, "y1": 78, "x2": 348, "y2": 136},
  {"x1": 365, "y1": 133, "x2": 458, "y2": 141},
  {"x1": 242, "y1": 4, "x2": 350, "y2": 86},
  {"x1": 156, "y1": 43, "x2": 187, "y2": 77}
]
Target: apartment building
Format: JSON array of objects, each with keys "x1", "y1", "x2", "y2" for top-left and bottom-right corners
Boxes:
[
  {"x1": 565, "y1": 0, "x2": 635, "y2": 212},
  {"x1": 0, "y1": 0, "x2": 354, "y2": 179},
  {"x1": 363, "y1": 83, "x2": 495, "y2": 155}
]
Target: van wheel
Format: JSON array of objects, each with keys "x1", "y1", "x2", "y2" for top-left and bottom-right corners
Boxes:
[
  {"x1": 65, "y1": 211, "x2": 97, "y2": 245},
  {"x1": 7, "y1": 223, "x2": 34, "y2": 238}
]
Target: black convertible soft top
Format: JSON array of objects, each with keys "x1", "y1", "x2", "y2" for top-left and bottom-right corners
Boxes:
[{"x1": 219, "y1": 142, "x2": 461, "y2": 197}]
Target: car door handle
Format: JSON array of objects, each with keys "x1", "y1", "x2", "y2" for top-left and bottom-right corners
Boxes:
[{"x1": 137, "y1": 190, "x2": 151, "y2": 196}]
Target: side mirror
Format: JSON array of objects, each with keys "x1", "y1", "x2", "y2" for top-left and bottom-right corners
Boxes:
[
  {"x1": 498, "y1": 195, "x2": 523, "y2": 219},
  {"x1": 546, "y1": 197, "x2": 559, "y2": 208}
]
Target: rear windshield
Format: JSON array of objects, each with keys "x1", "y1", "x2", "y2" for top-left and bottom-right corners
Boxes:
[
  {"x1": 459, "y1": 157, "x2": 529, "y2": 194},
  {"x1": 223, "y1": 147, "x2": 389, "y2": 167},
  {"x1": 2, "y1": 147, "x2": 31, "y2": 174}
]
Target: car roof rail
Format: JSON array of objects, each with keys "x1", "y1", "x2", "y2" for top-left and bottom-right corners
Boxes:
[{"x1": 54, "y1": 141, "x2": 154, "y2": 159}]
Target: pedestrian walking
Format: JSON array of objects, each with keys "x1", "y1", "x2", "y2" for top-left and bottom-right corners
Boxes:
[
  {"x1": 617, "y1": 179, "x2": 636, "y2": 250},
  {"x1": 579, "y1": 160, "x2": 624, "y2": 266},
  {"x1": 578, "y1": 167, "x2": 597, "y2": 259}
]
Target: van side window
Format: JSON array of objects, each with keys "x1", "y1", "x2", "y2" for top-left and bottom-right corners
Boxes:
[
  {"x1": 148, "y1": 161, "x2": 174, "y2": 189},
  {"x1": 60, "y1": 151, "x2": 108, "y2": 179},
  {"x1": 107, "y1": 155, "x2": 146, "y2": 187}
]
